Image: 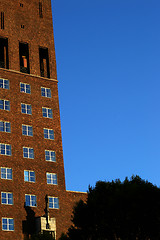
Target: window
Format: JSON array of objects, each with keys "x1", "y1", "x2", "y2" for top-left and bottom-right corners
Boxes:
[
  {"x1": 0, "y1": 121, "x2": 11, "y2": 133},
  {"x1": 0, "y1": 38, "x2": 9, "y2": 69},
  {"x1": 24, "y1": 170, "x2": 35, "y2": 182},
  {"x1": 41, "y1": 87, "x2": 51, "y2": 98},
  {"x1": 20, "y1": 83, "x2": 31, "y2": 94},
  {"x1": 0, "y1": 143, "x2": 11, "y2": 156},
  {"x1": 44, "y1": 128, "x2": 54, "y2": 140},
  {"x1": 0, "y1": 100, "x2": 10, "y2": 111},
  {"x1": 45, "y1": 150, "x2": 56, "y2": 162},
  {"x1": 42, "y1": 107, "x2": 53, "y2": 118},
  {"x1": 22, "y1": 125, "x2": 33, "y2": 136},
  {"x1": 0, "y1": 78, "x2": 9, "y2": 89},
  {"x1": 39, "y1": 1, "x2": 43, "y2": 18},
  {"x1": 46, "y1": 173, "x2": 57, "y2": 185},
  {"x1": 2, "y1": 218, "x2": 14, "y2": 231},
  {"x1": 49, "y1": 197, "x2": 59, "y2": 209},
  {"x1": 1, "y1": 12, "x2": 4, "y2": 29},
  {"x1": 1, "y1": 167, "x2": 12, "y2": 180},
  {"x1": 25, "y1": 194, "x2": 37, "y2": 207},
  {"x1": 39, "y1": 47, "x2": 50, "y2": 78},
  {"x1": 21, "y1": 103, "x2": 32, "y2": 115},
  {"x1": 1, "y1": 192, "x2": 13, "y2": 205},
  {"x1": 19, "y1": 42, "x2": 30, "y2": 74},
  {"x1": 23, "y1": 147, "x2": 34, "y2": 159}
]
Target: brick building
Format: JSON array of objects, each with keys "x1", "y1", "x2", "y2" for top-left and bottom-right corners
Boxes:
[{"x1": 0, "y1": 0, "x2": 87, "y2": 239}]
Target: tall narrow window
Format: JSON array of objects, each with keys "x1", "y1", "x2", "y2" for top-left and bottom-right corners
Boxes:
[
  {"x1": 39, "y1": 47, "x2": 50, "y2": 78},
  {"x1": 39, "y1": 1, "x2": 43, "y2": 18},
  {"x1": 19, "y1": 42, "x2": 30, "y2": 74},
  {"x1": 0, "y1": 38, "x2": 9, "y2": 69},
  {"x1": 1, "y1": 12, "x2": 4, "y2": 29}
]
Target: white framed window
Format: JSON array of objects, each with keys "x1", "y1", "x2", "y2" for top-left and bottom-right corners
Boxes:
[
  {"x1": 24, "y1": 170, "x2": 35, "y2": 182},
  {"x1": 23, "y1": 147, "x2": 34, "y2": 159},
  {"x1": 0, "y1": 120, "x2": 11, "y2": 133},
  {"x1": 25, "y1": 194, "x2": 37, "y2": 207},
  {"x1": 46, "y1": 173, "x2": 57, "y2": 185},
  {"x1": 2, "y1": 218, "x2": 14, "y2": 231},
  {"x1": 20, "y1": 82, "x2": 31, "y2": 94},
  {"x1": 42, "y1": 107, "x2": 53, "y2": 118},
  {"x1": 0, "y1": 99, "x2": 10, "y2": 111},
  {"x1": 48, "y1": 197, "x2": 59, "y2": 209},
  {"x1": 1, "y1": 167, "x2": 12, "y2": 180},
  {"x1": 1, "y1": 192, "x2": 13, "y2": 205},
  {"x1": 0, "y1": 78, "x2": 9, "y2": 89},
  {"x1": 0, "y1": 143, "x2": 11, "y2": 156},
  {"x1": 22, "y1": 125, "x2": 33, "y2": 136},
  {"x1": 45, "y1": 150, "x2": 56, "y2": 162},
  {"x1": 44, "y1": 128, "x2": 54, "y2": 140},
  {"x1": 41, "y1": 87, "x2": 51, "y2": 98},
  {"x1": 21, "y1": 103, "x2": 32, "y2": 115}
]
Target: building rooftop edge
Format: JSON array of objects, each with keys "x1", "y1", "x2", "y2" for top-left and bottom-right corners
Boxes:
[
  {"x1": 0, "y1": 67, "x2": 58, "y2": 82},
  {"x1": 66, "y1": 190, "x2": 87, "y2": 194}
]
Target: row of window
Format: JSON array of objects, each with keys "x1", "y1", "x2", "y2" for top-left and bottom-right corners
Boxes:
[
  {"x1": 1, "y1": 169, "x2": 57, "y2": 184},
  {"x1": 0, "y1": 122, "x2": 54, "y2": 139},
  {"x1": 0, "y1": 145, "x2": 55, "y2": 162},
  {"x1": 0, "y1": 100, "x2": 53, "y2": 118},
  {"x1": 1, "y1": 193, "x2": 59, "y2": 208},
  {"x1": 0, "y1": 38, "x2": 50, "y2": 78},
  {"x1": 0, "y1": 79, "x2": 52, "y2": 98}
]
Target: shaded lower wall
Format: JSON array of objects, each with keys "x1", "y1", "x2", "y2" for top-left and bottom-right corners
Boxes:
[{"x1": 57, "y1": 190, "x2": 87, "y2": 239}]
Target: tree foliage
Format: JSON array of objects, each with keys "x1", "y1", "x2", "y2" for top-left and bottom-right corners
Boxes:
[{"x1": 59, "y1": 176, "x2": 160, "y2": 240}]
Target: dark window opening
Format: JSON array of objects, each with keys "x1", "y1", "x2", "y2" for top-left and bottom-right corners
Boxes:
[
  {"x1": 39, "y1": 47, "x2": 50, "y2": 78},
  {"x1": 20, "y1": 3, "x2": 23, "y2": 7},
  {"x1": 1, "y1": 12, "x2": 4, "y2": 29},
  {"x1": 19, "y1": 42, "x2": 30, "y2": 74},
  {"x1": 21, "y1": 24, "x2": 24, "y2": 29},
  {"x1": 39, "y1": 1, "x2": 43, "y2": 18},
  {"x1": 0, "y1": 38, "x2": 9, "y2": 69}
]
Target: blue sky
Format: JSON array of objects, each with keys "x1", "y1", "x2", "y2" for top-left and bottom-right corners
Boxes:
[{"x1": 52, "y1": 0, "x2": 160, "y2": 192}]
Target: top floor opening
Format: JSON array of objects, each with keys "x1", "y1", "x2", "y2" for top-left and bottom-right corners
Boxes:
[{"x1": 0, "y1": 37, "x2": 9, "y2": 69}]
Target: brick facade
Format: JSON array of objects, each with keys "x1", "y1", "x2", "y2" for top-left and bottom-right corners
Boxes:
[{"x1": 0, "y1": 1, "x2": 87, "y2": 239}]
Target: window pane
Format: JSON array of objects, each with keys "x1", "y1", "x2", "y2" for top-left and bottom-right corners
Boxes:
[
  {"x1": 0, "y1": 121, "x2": 4, "y2": 131},
  {"x1": 5, "y1": 122, "x2": 11, "y2": 132}
]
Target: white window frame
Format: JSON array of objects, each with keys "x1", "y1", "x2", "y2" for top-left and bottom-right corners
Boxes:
[
  {"x1": 0, "y1": 120, "x2": 11, "y2": 133},
  {"x1": 1, "y1": 167, "x2": 12, "y2": 180},
  {"x1": 0, "y1": 99, "x2": 10, "y2": 111},
  {"x1": 22, "y1": 124, "x2": 33, "y2": 136},
  {"x1": 41, "y1": 87, "x2": 51, "y2": 98},
  {"x1": 0, "y1": 143, "x2": 11, "y2": 156},
  {"x1": 25, "y1": 194, "x2": 37, "y2": 207},
  {"x1": 21, "y1": 103, "x2": 32, "y2": 115},
  {"x1": 0, "y1": 78, "x2": 9, "y2": 89},
  {"x1": 2, "y1": 218, "x2": 14, "y2": 231},
  {"x1": 23, "y1": 147, "x2": 34, "y2": 159},
  {"x1": 20, "y1": 82, "x2": 31, "y2": 94},
  {"x1": 1, "y1": 192, "x2": 13, "y2": 205},
  {"x1": 45, "y1": 150, "x2": 56, "y2": 162},
  {"x1": 42, "y1": 107, "x2": 53, "y2": 118},
  {"x1": 24, "y1": 170, "x2": 35, "y2": 183},
  {"x1": 43, "y1": 128, "x2": 54, "y2": 140},
  {"x1": 46, "y1": 173, "x2": 57, "y2": 185},
  {"x1": 48, "y1": 196, "x2": 59, "y2": 209}
]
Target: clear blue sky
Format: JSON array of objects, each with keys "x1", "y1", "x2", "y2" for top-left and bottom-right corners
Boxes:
[{"x1": 52, "y1": 0, "x2": 160, "y2": 192}]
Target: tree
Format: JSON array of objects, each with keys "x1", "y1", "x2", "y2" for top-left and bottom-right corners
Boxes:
[{"x1": 59, "y1": 176, "x2": 160, "y2": 240}]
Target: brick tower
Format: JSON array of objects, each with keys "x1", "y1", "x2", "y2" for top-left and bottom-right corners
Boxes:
[{"x1": 0, "y1": 1, "x2": 86, "y2": 240}]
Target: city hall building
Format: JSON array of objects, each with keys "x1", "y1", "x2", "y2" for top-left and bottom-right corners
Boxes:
[{"x1": 0, "y1": 0, "x2": 86, "y2": 239}]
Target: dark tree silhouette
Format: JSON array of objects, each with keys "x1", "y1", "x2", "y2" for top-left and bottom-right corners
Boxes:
[{"x1": 59, "y1": 176, "x2": 160, "y2": 240}]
